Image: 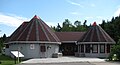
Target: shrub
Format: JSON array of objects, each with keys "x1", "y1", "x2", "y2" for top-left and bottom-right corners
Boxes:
[{"x1": 108, "y1": 39, "x2": 120, "y2": 61}]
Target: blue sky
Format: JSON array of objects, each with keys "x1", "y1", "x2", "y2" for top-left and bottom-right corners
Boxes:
[{"x1": 0, "y1": 0, "x2": 120, "y2": 36}]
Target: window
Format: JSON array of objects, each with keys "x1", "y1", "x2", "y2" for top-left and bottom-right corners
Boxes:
[
  {"x1": 92, "y1": 44, "x2": 98, "y2": 53},
  {"x1": 100, "y1": 44, "x2": 105, "y2": 53},
  {"x1": 6, "y1": 44, "x2": 9, "y2": 48},
  {"x1": 81, "y1": 44, "x2": 84, "y2": 53},
  {"x1": 85, "y1": 44, "x2": 90, "y2": 53},
  {"x1": 40, "y1": 46, "x2": 46, "y2": 52},
  {"x1": 107, "y1": 44, "x2": 110, "y2": 53}
]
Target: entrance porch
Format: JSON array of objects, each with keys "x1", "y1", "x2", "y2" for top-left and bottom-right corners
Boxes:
[{"x1": 60, "y1": 43, "x2": 77, "y2": 56}]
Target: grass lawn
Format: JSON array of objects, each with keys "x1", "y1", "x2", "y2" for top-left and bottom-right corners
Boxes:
[{"x1": 0, "y1": 54, "x2": 16, "y2": 65}]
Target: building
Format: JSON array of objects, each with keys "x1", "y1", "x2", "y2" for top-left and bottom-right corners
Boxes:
[
  {"x1": 5, "y1": 15, "x2": 61, "y2": 59},
  {"x1": 5, "y1": 15, "x2": 115, "y2": 59},
  {"x1": 76, "y1": 22, "x2": 115, "y2": 57}
]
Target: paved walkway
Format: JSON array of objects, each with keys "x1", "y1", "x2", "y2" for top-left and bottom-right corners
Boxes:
[{"x1": 21, "y1": 56, "x2": 106, "y2": 64}]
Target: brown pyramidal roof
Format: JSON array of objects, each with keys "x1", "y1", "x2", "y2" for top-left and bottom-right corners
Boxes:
[
  {"x1": 78, "y1": 22, "x2": 115, "y2": 44},
  {"x1": 9, "y1": 15, "x2": 60, "y2": 43}
]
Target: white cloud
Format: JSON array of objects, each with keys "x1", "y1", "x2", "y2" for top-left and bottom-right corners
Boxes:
[
  {"x1": 0, "y1": 13, "x2": 29, "y2": 27},
  {"x1": 114, "y1": 7, "x2": 120, "y2": 17},
  {"x1": 70, "y1": 12, "x2": 81, "y2": 15},
  {"x1": 66, "y1": 0, "x2": 84, "y2": 8}
]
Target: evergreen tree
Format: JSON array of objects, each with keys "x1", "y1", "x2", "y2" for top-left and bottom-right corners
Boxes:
[
  {"x1": 100, "y1": 20, "x2": 106, "y2": 29},
  {"x1": 0, "y1": 34, "x2": 7, "y2": 53},
  {"x1": 3, "y1": 34, "x2": 7, "y2": 42},
  {"x1": 100, "y1": 16, "x2": 120, "y2": 42}
]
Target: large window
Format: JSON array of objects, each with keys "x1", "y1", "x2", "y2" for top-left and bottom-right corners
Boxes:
[
  {"x1": 80, "y1": 44, "x2": 84, "y2": 53},
  {"x1": 100, "y1": 44, "x2": 105, "y2": 53},
  {"x1": 92, "y1": 44, "x2": 98, "y2": 53},
  {"x1": 85, "y1": 44, "x2": 90, "y2": 53}
]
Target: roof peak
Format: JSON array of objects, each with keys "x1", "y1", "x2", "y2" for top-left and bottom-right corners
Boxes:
[
  {"x1": 78, "y1": 22, "x2": 115, "y2": 43},
  {"x1": 9, "y1": 15, "x2": 60, "y2": 42},
  {"x1": 33, "y1": 15, "x2": 40, "y2": 19},
  {"x1": 92, "y1": 22, "x2": 97, "y2": 26}
]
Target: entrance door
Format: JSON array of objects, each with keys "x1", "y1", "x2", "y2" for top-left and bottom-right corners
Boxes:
[{"x1": 61, "y1": 43, "x2": 77, "y2": 56}]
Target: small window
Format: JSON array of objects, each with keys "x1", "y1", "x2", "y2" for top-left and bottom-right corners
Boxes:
[
  {"x1": 92, "y1": 44, "x2": 98, "y2": 53},
  {"x1": 6, "y1": 44, "x2": 9, "y2": 48},
  {"x1": 85, "y1": 44, "x2": 90, "y2": 53},
  {"x1": 40, "y1": 46, "x2": 46, "y2": 52},
  {"x1": 100, "y1": 44, "x2": 105, "y2": 53}
]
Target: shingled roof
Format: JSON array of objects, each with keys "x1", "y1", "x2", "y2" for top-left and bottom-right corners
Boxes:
[
  {"x1": 55, "y1": 32, "x2": 85, "y2": 42},
  {"x1": 8, "y1": 15, "x2": 60, "y2": 44},
  {"x1": 78, "y1": 22, "x2": 115, "y2": 44}
]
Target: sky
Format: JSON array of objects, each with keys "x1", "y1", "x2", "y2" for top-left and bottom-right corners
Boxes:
[{"x1": 0, "y1": 0, "x2": 120, "y2": 37}]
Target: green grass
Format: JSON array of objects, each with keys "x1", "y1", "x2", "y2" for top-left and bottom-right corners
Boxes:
[
  {"x1": 0, "y1": 60, "x2": 15, "y2": 65},
  {"x1": 0, "y1": 54, "x2": 16, "y2": 65}
]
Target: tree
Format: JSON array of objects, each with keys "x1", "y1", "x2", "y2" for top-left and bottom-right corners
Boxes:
[
  {"x1": 83, "y1": 20, "x2": 87, "y2": 27},
  {"x1": 3, "y1": 34, "x2": 6, "y2": 42},
  {"x1": 111, "y1": 17, "x2": 115, "y2": 23},
  {"x1": 56, "y1": 23, "x2": 62, "y2": 32},
  {"x1": 100, "y1": 16, "x2": 120, "y2": 61},
  {"x1": 100, "y1": 16, "x2": 120, "y2": 42},
  {"x1": 100, "y1": 20, "x2": 106, "y2": 29},
  {"x1": 0, "y1": 38, "x2": 3, "y2": 53},
  {"x1": 74, "y1": 20, "x2": 81, "y2": 27},
  {"x1": 0, "y1": 34, "x2": 6, "y2": 53},
  {"x1": 108, "y1": 39, "x2": 120, "y2": 61},
  {"x1": 74, "y1": 20, "x2": 81, "y2": 31},
  {"x1": 51, "y1": 19, "x2": 89, "y2": 32},
  {"x1": 62, "y1": 19, "x2": 73, "y2": 31}
]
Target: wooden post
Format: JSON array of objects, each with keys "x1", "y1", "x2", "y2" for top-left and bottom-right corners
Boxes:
[
  {"x1": 18, "y1": 47, "x2": 20, "y2": 63},
  {"x1": 14, "y1": 56, "x2": 16, "y2": 64}
]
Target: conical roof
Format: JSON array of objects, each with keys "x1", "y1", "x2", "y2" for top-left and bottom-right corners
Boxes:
[
  {"x1": 78, "y1": 22, "x2": 115, "y2": 44},
  {"x1": 9, "y1": 15, "x2": 60, "y2": 43}
]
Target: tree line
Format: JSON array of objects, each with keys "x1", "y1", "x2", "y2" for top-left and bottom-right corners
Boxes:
[
  {"x1": 51, "y1": 19, "x2": 89, "y2": 32},
  {"x1": 100, "y1": 16, "x2": 120, "y2": 42},
  {"x1": 51, "y1": 16, "x2": 120, "y2": 43}
]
